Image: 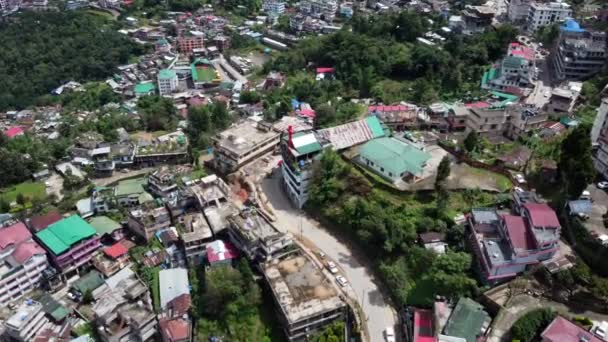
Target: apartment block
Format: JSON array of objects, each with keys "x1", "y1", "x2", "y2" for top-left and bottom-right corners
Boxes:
[
  {"x1": 299, "y1": 0, "x2": 338, "y2": 21},
  {"x1": 465, "y1": 107, "x2": 510, "y2": 137},
  {"x1": 262, "y1": 0, "x2": 285, "y2": 16},
  {"x1": 482, "y1": 43, "x2": 536, "y2": 95},
  {"x1": 592, "y1": 99, "x2": 608, "y2": 179},
  {"x1": 508, "y1": 0, "x2": 532, "y2": 23},
  {"x1": 0, "y1": 222, "x2": 48, "y2": 305},
  {"x1": 177, "y1": 32, "x2": 204, "y2": 54},
  {"x1": 180, "y1": 213, "x2": 213, "y2": 266},
  {"x1": 552, "y1": 20, "x2": 607, "y2": 81},
  {"x1": 157, "y1": 69, "x2": 178, "y2": 96},
  {"x1": 5, "y1": 300, "x2": 49, "y2": 342},
  {"x1": 128, "y1": 204, "x2": 172, "y2": 242},
  {"x1": 527, "y1": 1, "x2": 572, "y2": 32},
  {"x1": 506, "y1": 105, "x2": 548, "y2": 139},
  {"x1": 147, "y1": 167, "x2": 179, "y2": 200}
]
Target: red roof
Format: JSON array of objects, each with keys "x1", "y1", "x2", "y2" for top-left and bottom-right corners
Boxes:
[
  {"x1": 103, "y1": 242, "x2": 129, "y2": 259},
  {"x1": 0, "y1": 222, "x2": 32, "y2": 251},
  {"x1": 414, "y1": 309, "x2": 437, "y2": 342},
  {"x1": 523, "y1": 203, "x2": 561, "y2": 228},
  {"x1": 206, "y1": 240, "x2": 239, "y2": 263},
  {"x1": 508, "y1": 42, "x2": 535, "y2": 60},
  {"x1": 502, "y1": 215, "x2": 536, "y2": 252},
  {"x1": 541, "y1": 316, "x2": 602, "y2": 342},
  {"x1": 13, "y1": 242, "x2": 45, "y2": 264},
  {"x1": 316, "y1": 67, "x2": 335, "y2": 74},
  {"x1": 160, "y1": 318, "x2": 191, "y2": 342},
  {"x1": 166, "y1": 293, "x2": 191, "y2": 316},
  {"x1": 298, "y1": 109, "x2": 316, "y2": 118},
  {"x1": 465, "y1": 101, "x2": 491, "y2": 109},
  {"x1": 3, "y1": 126, "x2": 24, "y2": 138},
  {"x1": 368, "y1": 105, "x2": 413, "y2": 113},
  {"x1": 30, "y1": 211, "x2": 63, "y2": 232}
]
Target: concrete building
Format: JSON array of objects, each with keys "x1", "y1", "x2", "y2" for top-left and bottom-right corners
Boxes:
[
  {"x1": 134, "y1": 131, "x2": 189, "y2": 167},
  {"x1": 159, "y1": 268, "x2": 190, "y2": 309},
  {"x1": 228, "y1": 208, "x2": 293, "y2": 261},
  {"x1": 465, "y1": 107, "x2": 510, "y2": 137},
  {"x1": 527, "y1": 1, "x2": 572, "y2": 32},
  {"x1": 262, "y1": 0, "x2": 285, "y2": 16},
  {"x1": 0, "y1": 222, "x2": 48, "y2": 306},
  {"x1": 177, "y1": 32, "x2": 204, "y2": 54},
  {"x1": 190, "y1": 174, "x2": 239, "y2": 235},
  {"x1": 127, "y1": 205, "x2": 172, "y2": 242},
  {"x1": 441, "y1": 297, "x2": 491, "y2": 342},
  {"x1": 147, "y1": 167, "x2": 179, "y2": 201},
  {"x1": 262, "y1": 252, "x2": 347, "y2": 341},
  {"x1": 482, "y1": 43, "x2": 536, "y2": 95},
  {"x1": 212, "y1": 120, "x2": 280, "y2": 174},
  {"x1": 552, "y1": 20, "x2": 607, "y2": 81},
  {"x1": 180, "y1": 213, "x2": 213, "y2": 266},
  {"x1": 461, "y1": 5, "x2": 495, "y2": 35},
  {"x1": 35, "y1": 215, "x2": 101, "y2": 276},
  {"x1": 299, "y1": 0, "x2": 338, "y2": 21},
  {"x1": 368, "y1": 104, "x2": 420, "y2": 130},
  {"x1": 5, "y1": 300, "x2": 49, "y2": 342},
  {"x1": 506, "y1": 105, "x2": 548, "y2": 139},
  {"x1": 592, "y1": 99, "x2": 608, "y2": 178},
  {"x1": 546, "y1": 82, "x2": 582, "y2": 115},
  {"x1": 157, "y1": 69, "x2": 178, "y2": 96},
  {"x1": 508, "y1": 0, "x2": 532, "y2": 24},
  {"x1": 541, "y1": 316, "x2": 602, "y2": 342}
]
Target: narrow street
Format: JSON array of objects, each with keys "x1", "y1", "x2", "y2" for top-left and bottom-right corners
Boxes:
[{"x1": 260, "y1": 171, "x2": 398, "y2": 342}]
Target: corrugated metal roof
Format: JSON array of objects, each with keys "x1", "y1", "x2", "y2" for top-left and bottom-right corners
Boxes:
[
  {"x1": 36, "y1": 215, "x2": 97, "y2": 255},
  {"x1": 359, "y1": 137, "x2": 431, "y2": 177}
]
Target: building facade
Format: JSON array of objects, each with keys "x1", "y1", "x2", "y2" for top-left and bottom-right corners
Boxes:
[
  {"x1": 593, "y1": 99, "x2": 608, "y2": 179},
  {"x1": 299, "y1": 0, "x2": 338, "y2": 21},
  {"x1": 5, "y1": 300, "x2": 49, "y2": 342},
  {"x1": 177, "y1": 34, "x2": 205, "y2": 54},
  {"x1": 527, "y1": 1, "x2": 572, "y2": 32},
  {"x1": 157, "y1": 69, "x2": 178, "y2": 96},
  {"x1": 127, "y1": 205, "x2": 172, "y2": 242},
  {"x1": 482, "y1": 42, "x2": 536, "y2": 94},
  {"x1": 552, "y1": 20, "x2": 607, "y2": 81},
  {"x1": 262, "y1": 0, "x2": 285, "y2": 15}
]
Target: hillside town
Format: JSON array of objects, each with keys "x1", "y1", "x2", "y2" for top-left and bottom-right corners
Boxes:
[{"x1": 1, "y1": 0, "x2": 608, "y2": 341}]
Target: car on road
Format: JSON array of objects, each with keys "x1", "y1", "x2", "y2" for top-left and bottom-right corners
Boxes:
[
  {"x1": 327, "y1": 261, "x2": 338, "y2": 274},
  {"x1": 598, "y1": 181, "x2": 608, "y2": 189},
  {"x1": 384, "y1": 326, "x2": 395, "y2": 342},
  {"x1": 317, "y1": 251, "x2": 326, "y2": 259},
  {"x1": 335, "y1": 275, "x2": 348, "y2": 287},
  {"x1": 515, "y1": 174, "x2": 526, "y2": 184},
  {"x1": 544, "y1": 91, "x2": 551, "y2": 98}
]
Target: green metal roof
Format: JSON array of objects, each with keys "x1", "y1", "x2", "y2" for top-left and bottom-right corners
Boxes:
[
  {"x1": 360, "y1": 137, "x2": 431, "y2": 177},
  {"x1": 365, "y1": 116, "x2": 385, "y2": 138},
  {"x1": 37, "y1": 293, "x2": 70, "y2": 322},
  {"x1": 502, "y1": 56, "x2": 525, "y2": 69},
  {"x1": 490, "y1": 91, "x2": 519, "y2": 102},
  {"x1": 134, "y1": 82, "x2": 156, "y2": 94},
  {"x1": 158, "y1": 69, "x2": 176, "y2": 80},
  {"x1": 87, "y1": 216, "x2": 122, "y2": 236},
  {"x1": 115, "y1": 178, "x2": 147, "y2": 197},
  {"x1": 443, "y1": 297, "x2": 490, "y2": 342},
  {"x1": 36, "y1": 215, "x2": 97, "y2": 255},
  {"x1": 72, "y1": 270, "x2": 105, "y2": 294}
]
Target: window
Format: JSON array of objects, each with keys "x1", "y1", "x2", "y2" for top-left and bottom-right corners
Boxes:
[
  {"x1": 389, "y1": 172, "x2": 393, "y2": 177},
  {"x1": 380, "y1": 167, "x2": 384, "y2": 172}
]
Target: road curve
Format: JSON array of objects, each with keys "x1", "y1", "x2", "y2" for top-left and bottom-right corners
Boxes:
[{"x1": 261, "y1": 172, "x2": 398, "y2": 342}]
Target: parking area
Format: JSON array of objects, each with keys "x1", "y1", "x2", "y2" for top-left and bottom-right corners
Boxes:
[
  {"x1": 581, "y1": 184, "x2": 608, "y2": 236},
  {"x1": 45, "y1": 172, "x2": 64, "y2": 201}
]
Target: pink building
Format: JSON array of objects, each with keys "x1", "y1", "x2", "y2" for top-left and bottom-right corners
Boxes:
[
  {"x1": 542, "y1": 316, "x2": 602, "y2": 342},
  {"x1": 0, "y1": 222, "x2": 48, "y2": 305}
]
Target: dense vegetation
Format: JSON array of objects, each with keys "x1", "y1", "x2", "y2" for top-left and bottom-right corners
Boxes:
[
  {"x1": 307, "y1": 150, "x2": 478, "y2": 307},
  {"x1": 558, "y1": 125, "x2": 595, "y2": 199},
  {"x1": 510, "y1": 308, "x2": 556, "y2": 342},
  {"x1": 267, "y1": 12, "x2": 518, "y2": 104},
  {"x1": 0, "y1": 11, "x2": 143, "y2": 110}
]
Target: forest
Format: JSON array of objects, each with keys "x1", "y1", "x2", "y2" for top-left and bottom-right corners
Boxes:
[{"x1": 0, "y1": 11, "x2": 143, "y2": 110}]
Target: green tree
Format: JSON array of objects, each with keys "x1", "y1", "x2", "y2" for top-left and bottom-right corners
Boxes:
[
  {"x1": 558, "y1": 125, "x2": 595, "y2": 199},
  {"x1": 312, "y1": 321, "x2": 345, "y2": 342},
  {"x1": 137, "y1": 96, "x2": 178, "y2": 131},
  {"x1": 463, "y1": 131, "x2": 479, "y2": 153},
  {"x1": 239, "y1": 90, "x2": 262, "y2": 104},
  {"x1": 314, "y1": 104, "x2": 337, "y2": 128},
  {"x1": 15, "y1": 193, "x2": 26, "y2": 206},
  {"x1": 82, "y1": 289, "x2": 94, "y2": 304},
  {"x1": 511, "y1": 308, "x2": 557, "y2": 342},
  {"x1": 435, "y1": 156, "x2": 451, "y2": 188},
  {"x1": 0, "y1": 199, "x2": 9, "y2": 213}
]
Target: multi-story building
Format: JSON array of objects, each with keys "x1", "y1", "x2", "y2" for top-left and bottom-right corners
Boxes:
[
  {"x1": 157, "y1": 69, "x2": 178, "y2": 96},
  {"x1": 262, "y1": 251, "x2": 347, "y2": 341},
  {"x1": 92, "y1": 241, "x2": 132, "y2": 277},
  {"x1": 177, "y1": 32, "x2": 204, "y2": 54},
  {"x1": 552, "y1": 20, "x2": 608, "y2": 81},
  {"x1": 148, "y1": 167, "x2": 179, "y2": 200},
  {"x1": 482, "y1": 42, "x2": 536, "y2": 95},
  {"x1": 134, "y1": 131, "x2": 190, "y2": 167},
  {"x1": 212, "y1": 120, "x2": 280, "y2": 174},
  {"x1": 262, "y1": 0, "x2": 285, "y2": 16},
  {"x1": 35, "y1": 215, "x2": 101, "y2": 277},
  {"x1": 465, "y1": 107, "x2": 510, "y2": 137},
  {"x1": 180, "y1": 213, "x2": 213, "y2": 266},
  {"x1": 592, "y1": 98, "x2": 608, "y2": 178},
  {"x1": 5, "y1": 300, "x2": 49, "y2": 342},
  {"x1": 527, "y1": 1, "x2": 572, "y2": 32},
  {"x1": 0, "y1": 222, "x2": 48, "y2": 306},
  {"x1": 506, "y1": 105, "x2": 549, "y2": 139},
  {"x1": 468, "y1": 197, "x2": 561, "y2": 284},
  {"x1": 0, "y1": 0, "x2": 20, "y2": 14},
  {"x1": 127, "y1": 204, "x2": 172, "y2": 242},
  {"x1": 368, "y1": 104, "x2": 420, "y2": 130},
  {"x1": 461, "y1": 5, "x2": 495, "y2": 35},
  {"x1": 508, "y1": 0, "x2": 532, "y2": 24},
  {"x1": 299, "y1": 0, "x2": 338, "y2": 21},
  {"x1": 227, "y1": 208, "x2": 294, "y2": 261}
]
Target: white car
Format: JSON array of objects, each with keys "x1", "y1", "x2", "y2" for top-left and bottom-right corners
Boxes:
[
  {"x1": 385, "y1": 326, "x2": 395, "y2": 342},
  {"x1": 335, "y1": 275, "x2": 348, "y2": 287},
  {"x1": 598, "y1": 181, "x2": 608, "y2": 189},
  {"x1": 544, "y1": 91, "x2": 551, "y2": 98},
  {"x1": 327, "y1": 261, "x2": 338, "y2": 274},
  {"x1": 515, "y1": 174, "x2": 526, "y2": 184}
]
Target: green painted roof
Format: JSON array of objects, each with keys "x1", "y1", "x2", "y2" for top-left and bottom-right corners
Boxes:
[
  {"x1": 360, "y1": 137, "x2": 431, "y2": 176},
  {"x1": 365, "y1": 116, "x2": 385, "y2": 138},
  {"x1": 87, "y1": 216, "x2": 122, "y2": 236},
  {"x1": 443, "y1": 297, "x2": 490, "y2": 342},
  {"x1": 36, "y1": 215, "x2": 97, "y2": 255},
  {"x1": 134, "y1": 82, "x2": 156, "y2": 94},
  {"x1": 491, "y1": 91, "x2": 519, "y2": 102},
  {"x1": 502, "y1": 56, "x2": 525, "y2": 69},
  {"x1": 72, "y1": 270, "x2": 105, "y2": 294},
  {"x1": 37, "y1": 293, "x2": 70, "y2": 322},
  {"x1": 158, "y1": 69, "x2": 176, "y2": 80},
  {"x1": 115, "y1": 178, "x2": 147, "y2": 197}
]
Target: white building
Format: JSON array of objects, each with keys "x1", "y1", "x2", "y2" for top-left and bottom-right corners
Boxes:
[
  {"x1": 527, "y1": 1, "x2": 572, "y2": 32},
  {"x1": 5, "y1": 300, "x2": 49, "y2": 342},
  {"x1": 300, "y1": 0, "x2": 338, "y2": 21},
  {"x1": 262, "y1": 0, "x2": 285, "y2": 15},
  {"x1": 157, "y1": 69, "x2": 178, "y2": 96}
]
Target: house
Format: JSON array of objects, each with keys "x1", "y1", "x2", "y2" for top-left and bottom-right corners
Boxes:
[
  {"x1": 180, "y1": 213, "x2": 214, "y2": 266},
  {"x1": 419, "y1": 232, "x2": 448, "y2": 254},
  {"x1": 70, "y1": 270, "x2": 105, "y2": 297},
  {"x1": 127, "y1": 204, "x2": 172, "y2": 242},
  {"x1": 28, "y1": 211, "x2": 63, "y2": 233},
  {"x1": 465, "y1": 107, "x2": 510, "y2": 137},
  {"x1": 358, "y1": 137, "x2": 431, "y2": 184},
  {"x1": 0, "y1": 222, "x2": 49, "y2": 305},
  {"x1": 3, "y1": 126, "x2": 24, "y2": 138},
  {"x1": 159, "y1": 317, "x2": 191, "y2": 342},
  {"x1": 440, "y1": 297, "x2": 491, "y2": 342},
  {"x1": 148, "y1": 167, "x2": 179, "y2": 200},
  {"x1": 134, "y1": 82, "x2": 156, "y2": 97},
  {"x1": 368, "y1": 104, "x2": 419, "y2": 130},
  {"x1": 482, "y1": 43, "x2": 535, "y2": 95},
  {"x1": 92, "y1": 240, "x2": 132, "y2": 277},
  {"x1": 541, "y1": 316, "x2": 602, "y2": 342},
  {"x1": 88, "y1": 216, "x2": 125, "y2": 241},
  {"x1": 206, "y1": 240, "x2": 239, "y2": 267},
  {"x1": 315, "y1": 116, "x2": 386, "y2": 150},
  {"x1": 446, "y1": 105, "x2": 469, "y2": 131},
  {"x1": 35, "y1": 215, "x2": 101, "y2": 276},
  {"x1": 506, "y1": 106, "x2": 548, "y2": 139},
  {"x1": 159, "y1": 268, "x2": 190, "y2": 309},
  {"x1": 114, "y1": 178, "x2": 154, "y2": 207}
]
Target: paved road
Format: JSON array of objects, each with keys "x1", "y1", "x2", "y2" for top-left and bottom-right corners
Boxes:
[
  {"x1": 526, "y1": 48, "x2": 553, "y2": 109},
  {"x1": 261, "y1": 172, "x2": 398, "y2": 342}
]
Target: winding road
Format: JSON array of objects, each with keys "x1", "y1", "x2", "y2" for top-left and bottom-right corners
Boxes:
[{"x1": 261, "y1": 171, "x2": 398, "y2": 342}]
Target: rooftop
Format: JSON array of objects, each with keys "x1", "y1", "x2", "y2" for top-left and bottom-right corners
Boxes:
[
  {"x1": 72, "y1": 270, "x2": 105, "y2": 294},
  {"x1": 359, "y1": 137, "x2": 431, "y2": 177},
  {"x1": 207, "y1": 240, "x2": 239, "y2": 263},
  {"x1": 229, "y1": 209, "x2": 285, "y2": 243},
  {"x1": 6, "y1": 300, "x2": 43, "y2": 330},
  {"x1": 263, "y1": 253, "x2": 345, "y2": 324},
  {"x1": 88, "y1": 216, "x2": 122, "y2": 236},
  {"x1": 134, "y1": 82, "x2": 155, "y2": 94},
  {"x1": 443, "y1": 297, "x2": 491, "y2": 342},
  {"x1": 29, "y1": 211, "x2": 63, "y2": 232},
  {"x1": 316, "y1": 116, "x2": 385, "y2": 150},
  {"x1": 158, "y1": 69, "x2": 176, "y2": 80},
  {"x1": 522, "y1": 203, "x2": 561, "y2": 228},
  {"x1": 541, "y1": 316, "x2": 602, "y2": 342},
  {"x1": 114, "y1": 178, "x2": 147, "y2": 197},
  {"x1": 159, "y1": 268, "x2": 190, "y2": 309},
  {"x1": 36, "y1": 215, "x2": 97, "y2": 255},
  {"x1": 470, "y1": 208, "x2": 499, "y2": 224},
  {"x1": 214, "y1": 120, "x2": 280, "y2": 156},
  {"x1": 502, "y1": 215, "x2": 537, "y2": 253}
]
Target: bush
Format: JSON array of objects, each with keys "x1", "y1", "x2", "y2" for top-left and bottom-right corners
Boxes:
[{"x1": 511, "y1": 308, "x2": 557, "y2": 342}]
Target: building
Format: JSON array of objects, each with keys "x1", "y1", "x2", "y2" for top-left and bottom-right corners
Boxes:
[
  {"x1": 300, "y1": 0, "x2": 338, "y2": 20},
  {"x1": 419, "y1": 232, "x2": 448, "y2": 254},
  {"x1": 180, "y1": 213, "x2": 214, "y2": 266},
  {"x1": 482, "y1": 43, "x2": 535, "y2": 94},
  {"x1": 92, "y1": 241, "x2": 132, "y2": 277},
  {"x1": 465, "y1": 107, "x2": 510, "y2": 137},
  {"x1": 177, "y1": 32, "x2": 204, "y2": 54},
  {"x1": 114, "y1": 178, "x2": 154, "y2": 208},
  {"x1": 4, "y1": 300, "x2": 49, "y2": 342},
  {"x1": 262, "y1": 0, "x2": 285, "y2": 15},
  {"x1": 508, "y1": 0, "x2": 532, "y2": 24},
  {"x1": 506, "y1": 105, "x2": 548, "y2": 139},
  {"x1": 527, "y1": 1, "x2": 572, "y2": 33},
  {"x1": 0, "y1": 0, "x2": 20, "y2": 13},
  {"x1": 189, "y1": 174, "x2": 239, "y2": 234},
  {"x1": 159, "y1": 268, "x2": 190, "y2": 309},
  {"x1": 358, "y1": 137, "x2": 431, "y2": 184},
  {"x1": 134, "y1": 82, "x2": 156, "y2": 97},
  {"x1": 0, "y1": 222, "x2": 48, "y2": 305},
  {"x1": 190, "y1": 58, "x2": 221, "y2": 88},
  {"x1": 468, "y1": 201, "x2": 561, "y2": 283},
  {"x1": 159, "y1": 317, "x2": 191, "y2": 342},
  {"x1": 262, "y1": 252, "x2": 347, "y2": 341},
  {"x1": 28, "y1": 211, "x2": 63, "y2": 233},
  {"x1": 227, "y1": 208, "x2": 293, "y2": 261},
  {"x1": 157, "y1": 69, "x2": 178, "y2": 96},
  {"x1": 368, "y1": 104, "x2": 420, "y2": 130},
  {"x1": 546, "y1": 83, "x2": 582, "y2": 115},
  {"x1": 541, "y1": 316, "x2": 602, "y2": 342},
  {"x1": 148, "y1": 167, "x2": 179, "y2": 200},
  {"x1": 35, "y1": 215, "x2": 101, "y2": 276},
  {"x1": 127, "y1": 204, "x2": 172, "y2": 242},
  {"x1": 461, "y1": 5, "x2": 495, "y2": 35},
  {"x1": 88, "y1": 216, "x2": 125, "y2": 241},
  {"x1": 134, "y1": 131, "x2": 189, "y2": 166},
  {"x1": 212, "y1": 120, "x2": 280, "y2": 174},
  {"x1": 552, "y1": 20, "x2": 608, "y2": 81},
  {"x1": 440, "y1": 297, "x2": 491, "y2": 342},
  {"x1": 593, "y1": 99, "x2": 608, "y2": 178},
  {"x1": 206, "y1": 240, "x2": 239, "y2": 267}
]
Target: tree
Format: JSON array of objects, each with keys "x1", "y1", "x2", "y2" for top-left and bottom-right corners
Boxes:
[
  {"x1": 0, "y1": 198, "x2": 10, "y2": 213},
  {"x1": 314, "y1": 104, "x2": 337, "y2": 128},
  {"x1": 82, "y1": 289, "x2": 94, "y2": 304},
  {"x1": 138, "y1": 96, "x2": 178, "y2": 131},
  {"x1": 463, "y1": 131, "x2": 479, "y2": 153},
  {"x1": 15, "y1": 193, "x2": 26, "y2": 206},
  {"x1": 559, "y1": 125, "x2": 595, "y2": 199},
  {"x1": 312, "y1": 321, "x2": 345, "y2": 342},
  {"x1": 435, "y1": 156, "x2": 451, "y2": 188},
  {"x1": 239, "y1": 90, "x2": 261, "y2": 104},
  {"x1": 555, "y1": 269, "x2": 576, "y2": 297},
  {"x1": 511, "y1": 308, "x2": 557, "y2": 342}
]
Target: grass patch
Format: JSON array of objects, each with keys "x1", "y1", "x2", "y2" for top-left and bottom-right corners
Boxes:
[
  {"x1": 86, "y1": 9, "x2": 115, "y2": 20},
  {"x1": 0, "y1": 181, "x2": 46, "y2": 204},
  {"x1": 469, "y1": 167, "x2": 513, "y2": 192},
  {"x1": 151, "y1": 267, "x2": 160, "y2": 311}
]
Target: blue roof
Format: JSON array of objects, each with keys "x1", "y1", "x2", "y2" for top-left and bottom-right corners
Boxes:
[
  {"x1": 291, "y1": 99, "x2": 300, "y2": 110},
  {"x1": 561, "y1": 19, "x2": 585, "y2": 33}
]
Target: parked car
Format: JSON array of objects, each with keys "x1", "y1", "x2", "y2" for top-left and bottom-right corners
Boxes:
[
  {"x1": 336, "y1": 275, "x2": 348, "y2": 287},
  {"x1": 580, "y1": 190, "x2": 592, "y2": 201},
  {"x1": 598, "y1": 181, "x2": 608, "y2": 189},
  {"x1": 327, "y1": 261, "x2": 338, "y2": 274},
  {"x1": 515, "y1": 174, "x2": 526, "y2": 184},
  {"x1": 384, "y1": 326, "x2": 395, "y2": 342},
  {"x1": 317, "y1": 251, "x2": 326, "y2": 259}
]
